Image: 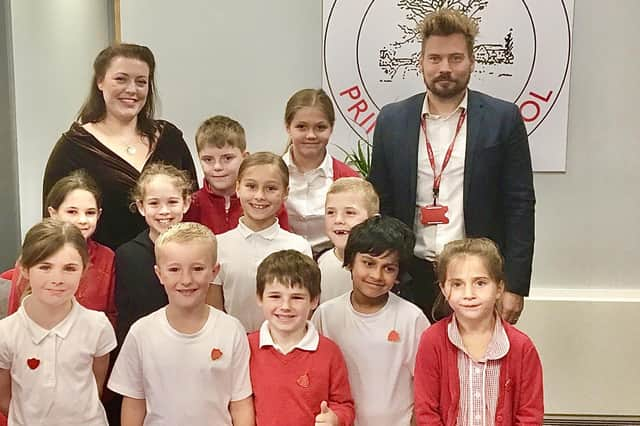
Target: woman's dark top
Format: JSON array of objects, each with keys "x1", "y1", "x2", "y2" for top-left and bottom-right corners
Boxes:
[
  {"x1": 114, "y1": 230, "x2": 168, "y2": 344},
  {"x1": 43, "y1": 120, "x2": 197, "y2": 249}
]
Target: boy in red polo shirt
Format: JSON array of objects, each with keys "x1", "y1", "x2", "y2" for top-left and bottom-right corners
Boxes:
[
  {"x1": 248, "y1": 250, "x2": 354, "y2": 425},
  {"x1": 184, "y1": 115, "x2": 289, "y2": 233}
]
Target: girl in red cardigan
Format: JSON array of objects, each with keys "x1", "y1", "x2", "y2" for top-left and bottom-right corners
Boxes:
[
  {"x1": 414, "y1": 238, "x2": 543, "y2": 426},
  {"x1": 6, "y1": 170, "x2": 116, "y2": 325},
  {"x1": 282, "y1": 88, "x2": 359, "y2": 256}
]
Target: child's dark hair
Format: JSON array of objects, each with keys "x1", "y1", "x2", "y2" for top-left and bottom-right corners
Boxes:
[
  {"x1": 45, "y1": 170, "x2": 102, "y2": 213},
  {"x1": 343, "y1": 215, "x2": 415, "y2": 276},
  {"x1": 256, "y1": 250, "x2": 321, "y2": 300}
]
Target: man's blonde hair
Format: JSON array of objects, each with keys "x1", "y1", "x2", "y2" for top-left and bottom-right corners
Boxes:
[
  {"x1": 419, "y1": 8, "x2": 479, "y2": 58},
  {"x1": 155, "y1": 222, "x2": 217, "y2": 264},
  {"x1": 326, "y1": 177, "x2": 380, "y2": 216}
]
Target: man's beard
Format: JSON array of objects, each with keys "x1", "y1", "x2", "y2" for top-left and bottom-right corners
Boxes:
[{"x1": 426, "y1": 72, "x2": 471, "y2": 99}]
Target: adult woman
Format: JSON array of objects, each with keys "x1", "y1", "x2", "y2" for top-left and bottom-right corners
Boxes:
[{"x1": 43, "y1": 43, "x2": 197, "y2": 249}]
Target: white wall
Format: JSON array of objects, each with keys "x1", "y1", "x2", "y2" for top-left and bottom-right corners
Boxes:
[
  {"x1": 120, "y1": 0, "x2": 322, "y2": 173},
  {"x1": 8, "y1": 0, "x2": 640, "y2": 415},
  {"x1": 531, "y1": 0, "x2": 640, "y2": 293},
  {"x1": 11, "y1": 0, "x2": 111, "y2": 236},
  {"x1": 118, "y1": 0, "x2": 640, "y2": 415}
]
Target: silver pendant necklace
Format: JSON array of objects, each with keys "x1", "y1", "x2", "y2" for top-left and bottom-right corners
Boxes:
[{"x1": 126, "y1": 145, "x2": 137, "y2": 156}]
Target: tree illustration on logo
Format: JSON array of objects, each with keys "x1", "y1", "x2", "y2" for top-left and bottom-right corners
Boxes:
[{"x1": 379, "y1": 0, "x2": 515, "y2": 81}]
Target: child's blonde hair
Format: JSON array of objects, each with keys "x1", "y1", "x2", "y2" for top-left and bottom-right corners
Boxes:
[
  {"x1": 195, "y1": 115, "x2": 246, "y2": 153},
  {"x1": 20, "y1": 219, "x2": 89, "y2": 300},
  {"x1": 237, "y1": 152, "x2": 289, "y2": 188},
  {"x1": 433, "y1": 238, "x2": 505, "y2": 320},
  {"x1": 326, "y1": 177, "x2": 380, "y2": 216},
  {"x1": 130, "y1": 162, "x2": 194, "y2": 210},
  {"x1": 155, "y1": 222, "x2": 218, "y2": 265}
]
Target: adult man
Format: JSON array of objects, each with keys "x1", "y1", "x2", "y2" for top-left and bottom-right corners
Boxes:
[{"x1": 368, "y1": 8, "x2": 535, "y2": 324}]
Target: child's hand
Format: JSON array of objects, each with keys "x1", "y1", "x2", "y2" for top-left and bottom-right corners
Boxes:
[{"x1": 315, "y1": 400, "x2": 339, "y2": 425}]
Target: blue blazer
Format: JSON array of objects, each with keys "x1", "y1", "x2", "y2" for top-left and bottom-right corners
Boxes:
[{"x1": 368, "y1": 90, "x2": 535, "y2": 296}]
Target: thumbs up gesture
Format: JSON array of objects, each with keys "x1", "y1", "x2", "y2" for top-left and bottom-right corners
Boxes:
[{"x1": 314, "y1": 400, "x2": 339, "y2": 425}]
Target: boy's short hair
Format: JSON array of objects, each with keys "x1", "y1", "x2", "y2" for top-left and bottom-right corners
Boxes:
[
  {"x1": 256, "y1": 250, "x2": 320, "y2": 300},
  {"x1": 343, "y1": 215, "x2": 415, "y2": 276},
  {"x1": 155, "y1": 222, "x2": 218, "y2": 264},
  {"x1": 326, "y1": 177, "x2": 380, "y2": 216},
  {"x1": 195, "y1": 115, "x2": 246, "y2": 152}
]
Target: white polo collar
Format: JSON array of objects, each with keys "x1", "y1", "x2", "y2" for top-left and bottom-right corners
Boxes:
[
  {"x1": 19, "y1": 296, "x2": 80, "y2": 344},
  {"x1": 258, "y1": 320, "x2": 319, "y2": 354},
  {"x1": 283, "y1": 148, "x2": 333, "y2": 177},
  {"x1": 237, "y1": 217, "x2": 281, "y2": 240}
]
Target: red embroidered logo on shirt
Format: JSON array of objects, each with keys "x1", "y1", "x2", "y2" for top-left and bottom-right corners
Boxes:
[
  {"x1": 27, "y1": 358, "x2": 40, "y2": 370},
  {"x1": 210, "y1": 348, "x2": 223, "y2": 361},
  {"x1": 387, "y1": 330, "x2": 400, "y2": 342},
  {"x1": 296, "y1": 373, "x2": 310, "y2": 388}
]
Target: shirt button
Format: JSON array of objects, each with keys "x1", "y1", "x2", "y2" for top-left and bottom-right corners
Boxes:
[
  {"x1": 475, "y1": 414, "x2": 481, "y2": 420},
  {"x1": 497, "y1": 415, "x2": 503, "y2": 422},
  {"x1": 475, "y1": 391, "x2": 481, "y2": 398},
  {"x1": 475, "y1": 368, "x2": 481, "y2": 374}
]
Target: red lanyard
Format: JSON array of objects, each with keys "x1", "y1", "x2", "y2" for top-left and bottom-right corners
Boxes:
[{"x1": 420, "y1": 109, "x2": 466, "y2": 204}]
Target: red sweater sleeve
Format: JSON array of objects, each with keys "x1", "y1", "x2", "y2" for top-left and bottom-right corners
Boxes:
[
  {"x1": 277, "y1": 204, "x2": 290, "y2": 231},
  {"x1": 514, "y1": 339, "x2": 544, "y2": 425},
  {"x1": 326, "y1": 340, "x2": 355, "y2": 426},
  {"x1": 105, "y1": 262, "x2": 118, "y2": 328},
  {"x1": 183, "y1": 189, "x2": 203, "y2": 223},
  {"x1": 7, "y1": 262, "x2": 26, "y2": 315},
  {"x1": 414, "y1": 327, "x2": 446, "y2": 426}
]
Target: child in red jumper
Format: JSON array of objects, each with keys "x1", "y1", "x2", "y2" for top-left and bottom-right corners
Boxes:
[
  {"x1": 414, "y1": 238, "x2": 543, "y2": 426},
  {"x1": 184, "y1": 115, "x2": 289, "y2": 233},
  {"x1": 249, "y1": 250, "x2": 354, "y2": 426}
]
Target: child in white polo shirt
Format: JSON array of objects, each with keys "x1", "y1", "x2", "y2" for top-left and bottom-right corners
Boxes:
[
  {"x1": 208, "y1": 152, "x2": 312, "y2": 332},
  {"x1": 312, "y1": 216, "x2": 430, "y2": 425},
  {"x1": 0, "y1": 219, "x2": 116, "y2": 426},
  {"x1": 108, "y1": 222, "x2": 254, "y2": 426},
  {"x1": 319, "y1": 177, "x2": 379, "y2": 303}
]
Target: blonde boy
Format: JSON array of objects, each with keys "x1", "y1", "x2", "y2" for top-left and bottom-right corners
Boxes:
[
  {"x1": 108, "y1": 222, "x2": 254, "y2": 426},
  {"x1": 319, "y1": 177, "x2": 379, "y2": 302},
  {"x1": 184, "y1": 115, "x2": 289, "y2": 233}
]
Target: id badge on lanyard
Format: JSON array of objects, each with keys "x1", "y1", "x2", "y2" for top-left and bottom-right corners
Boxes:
[{"x1": 419, "y1": 110, "x2": 466, "y2": 226}]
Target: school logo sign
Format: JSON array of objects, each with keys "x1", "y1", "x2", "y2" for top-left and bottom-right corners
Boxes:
[{"x1": 322, "y1": 0, "x2": 574, "y2": 172}]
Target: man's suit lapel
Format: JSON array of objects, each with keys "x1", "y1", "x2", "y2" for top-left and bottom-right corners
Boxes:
[
  {"x1": 406, "y1": 93, "x2": 425, "y2": 211},
  {"x1": 464, "y1": 90, "x2": 485, "y2": 213}
]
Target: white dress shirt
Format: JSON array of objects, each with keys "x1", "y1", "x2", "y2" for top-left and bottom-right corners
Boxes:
[{"x1": 414, "y1": 91, "x2": 468, "y2": 260}]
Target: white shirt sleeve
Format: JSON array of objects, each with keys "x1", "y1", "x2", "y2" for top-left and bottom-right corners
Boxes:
[
  {"x1": 230, "y1": 320, "x2": 252, "y2": 401},
  {"x1": 107, "y1": 327, "x2": 145, "y2": 399},
  {"x1": 94, "y1": 313, "x2": 117, "y2": 357},
  {"x1": 409, "y1": 313, "x2": 430, "y2": 376},
  {"x1": 310, "y1": 308, "x2": 324, "y2": 334},
  {"x1": 0, "y1": 321, "x2": 10, "y2": 370},
  {"x1": 300, "y1": 240, "x2": 313, "y2": 258}
]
